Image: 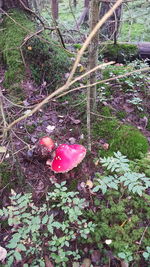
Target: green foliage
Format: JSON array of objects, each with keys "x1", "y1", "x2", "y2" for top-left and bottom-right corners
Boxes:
[
  {"x1": 93, "y1": 151, "x2": 150, "y2": 196},
  {"x1": 0, "y1": 9, "x2": 34, "y2": 89},
  {"x1": 132, "y1": 156, "x2": 150, "y2": 177},
  {"x1": 127, "y1": 96, "x2": 143, "y2": 111},
  {"x1": 100, "y1": 43, "x2": 138, "y2": 63},
  {"x1": 86, "y1": 189, "x2": 150, "y2": 264},
  {"x1": 143, "y1": 246, "x2": 150, "y2": 261},
  {"x1": 23, "y1": 37, "x2": 70, "y2": 91},
  {"x1": 109, "y1": 125, "x2": 149, "y2": 159},
  {"x1": 119, "y1": 0, "x2": 150, "y2": 42},
  {"x1": 118, "y1": 249, "x2": 133, "y2": 262},
  {"x1": 0, "y1": 183, "x2": 95, "y2": 266},
  {"x1": 102, "y1": 61, "x2": 149, "y2": 92}
]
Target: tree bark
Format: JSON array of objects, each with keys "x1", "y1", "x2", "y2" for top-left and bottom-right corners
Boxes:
[
  {"x1": 2, "y1": 0, "x2": 29, "y2": 10},
  {"x1": 84, "y1": 0, "x2": 90, "y2": 7},
  {"x1": 73, "y1": 0, "x2": 77, "y2": 8},
  {"x1": 99, "y1": 1, "x2": 122, "y2": 41},
  {"x1": 87, "y1": 0, "x2": 100, "y2": 151},
  {"x1": 51, "y1": 0, "x2": 58, "y2": 20},
  {"x1": 88, "y1": 0, "x2": 100, "y2": 109}
]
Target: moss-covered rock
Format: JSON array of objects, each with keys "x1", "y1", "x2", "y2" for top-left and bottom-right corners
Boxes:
[
  {"x1": 99, "y1": 43, "x2": 139, "y2": 63},
  {"x1": 0, "y1": 9, "x2": 34, "y2": 90},
  {"x1": 110, "y1": 124, "x2": 149, "y2": 159}
]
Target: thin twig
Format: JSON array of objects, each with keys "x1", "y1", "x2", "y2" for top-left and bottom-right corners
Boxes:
[{"x1": 56, "y1": 66, "x2": 150, "y2": 99}]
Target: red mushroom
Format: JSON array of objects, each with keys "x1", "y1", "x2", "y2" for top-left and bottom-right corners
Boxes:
[
  {"x1": 51, "y1": 144, "x2": 86, "y2": 173},
  {"x1": 39, "y1": 136, "x2": 55, "y2": 152}
]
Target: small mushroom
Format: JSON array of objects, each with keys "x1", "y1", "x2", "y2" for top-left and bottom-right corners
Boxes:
[
  {"x1": 51, "y1": 144, "x2": 86, "y2": 173},
  {"x1": 39, "y1": 136, "x2": 54, "y2": 152}
]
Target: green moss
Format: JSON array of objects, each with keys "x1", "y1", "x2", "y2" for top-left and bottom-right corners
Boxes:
[
  {"x1": 116, "y1": 110, "x2": 127, "y2": 120},
  {"x1": 110, "y1": 125, "x2": 149, "y2": 159},
  {"x1": 26, "y1": 124, "x2": 36, "y2": 134},
  {"x1": 85, "y1": 191, "x2": 150, "y2": 264},
  {"x1": 0, "y1": 162, "x2": 11, "y2": 189},
  {"x1": 0, "y1": 9, "x2": 34, "y2": 90},
  {"x1": 93, "y1": 107, "x2": 119, "y2": 140},
  {"x1": 131, "y1": 156, "x2": 150, "y2": 177},
  {"x1": 100, "y1": 43, "x2": 139, "y2": 63},
  {"x1": 23, "y1": 37, "x2": 70, "y2": 92}
]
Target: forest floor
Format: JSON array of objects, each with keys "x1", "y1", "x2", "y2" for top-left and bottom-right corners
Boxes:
[{"x1": 0, "y1": 59, "x2": 150, "y2": 266}]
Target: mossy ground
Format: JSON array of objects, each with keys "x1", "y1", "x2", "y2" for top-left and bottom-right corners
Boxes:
[
  {"x1": 0, "y1": 9, "x2": 34, "y2": 92},
  {"x1": 85, "y1": 191, "x2": 150, "y2": 265},
  {"x1": 0, "y1": 162, "x2": 11, "y2": 189},
  {"x1": 92, "y1": 107, "x2": 149, "y2": 160},
  {"x1": 23, "y1": 37, "x2": 70, "y2": 92}
]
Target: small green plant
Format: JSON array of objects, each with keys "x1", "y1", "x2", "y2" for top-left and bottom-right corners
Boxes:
[
  {"x1": 143, "y1": 246, "x2": 150, "y2": 261},
  {"x1": 118, "y1": 247, "x2": 133, "y2": 263},
  {"x1": 127, "y1": 96, "x2": 143, "y2": 111},
  {"x1": 93, "y1": 151, "x2": 150, "y2": 196},
  {"x1": 0, "y1": 182, "x2": 95, "y2": 266}
]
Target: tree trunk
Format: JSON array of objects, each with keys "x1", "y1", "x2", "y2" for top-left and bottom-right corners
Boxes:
[
  {"x1": 76, "y1": 0, "x2": 90, "y2": 27},
  {"x1": 51, "y1": 0, "x2": 58, "y2": 21},
  {"x1": 87, "y1": 0, "x2": 100, "y2": 150},
  {"x1": 84, "y1": 0, "x2": 90, "y2": 8},
  {"x1": 88, "y1": 0, "x2": 99, "y2": 109},
  {"x1": 99, "y1": 1, "x2": 122, "y2": 42},
  {"x1": 2, "y1": 0, "x2": 29, "y2": 10},
  {"x1": 73, "y1": 0, "x2": 77, "y2": 8}
]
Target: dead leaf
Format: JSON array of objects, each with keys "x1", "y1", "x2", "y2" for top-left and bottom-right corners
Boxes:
[
  {"x1": 121, "y1": 261, "x2": 129, "y2": 267},
  {"x1": 91, "y1": 249, "x2": 101, "y2": 263},
  {"x1": 46, "y1": 159, "x2": 52, "y2": 166},
  {"x1": 72, "y1": 262, "x2": 80, "y2": 267},
  {"x1": 94, "y1": 159, "x2": 99, "y2": 166},
  {"x1": 102, "y1": 143, "x2": 109, "y2": 150},
  {"x1": 81, "y1": 258, "x2": 91, "y2": 267},
  {"x1": 86, "y1": 180, "x2": 93, "y2": 189},
  {"x1": 70, "y1": 116, "x2": 81, "y2": 124},
  {"x1": 46, "y1": 125, "x2": 55, "y2": 133},
  {"x1": 0, "y1": 146, "x2": 7, "y2": 153},
  {"x1": 0, "y1": 246, "x2": 7, "y2": 262},
  {"x1": 44, "y1": 255, "x2": 54, "y2": 267}
]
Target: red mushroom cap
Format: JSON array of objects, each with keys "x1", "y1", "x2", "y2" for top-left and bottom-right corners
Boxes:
[
  {"x1": 51, "y1": 144, "x2": 86, "y2": 173},
  {"x1": 39, "y1": 136, "x2": 54, "y2": 152}
]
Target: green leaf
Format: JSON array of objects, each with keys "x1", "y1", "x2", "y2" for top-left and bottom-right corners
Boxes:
[
  {"x1": 118, "y1": 252, "x2": 126, "y2": 259},
  {"x1": 92, "y1": 185, "x2": 100, "y2": 193},
  {"x1": 143, "y1": 252, "x2": 149, "y2": 259},
  {"x1": 17, "y1": 243, "x2": 26, "y2": 251},
  {"x1": 14, "y1": 251, "x2": 22, "y2": 261},
  {"x1": 146, "y1": 246, "x2": 150, "y2": 253},
  {"x1": 42, "y1": 215, "x2": 49, "y2": 224},
  {"x1": 7, "y1": 241, "x2": 18, "y2": 249},
  {"x1": 0, "y1": 209, "x2": 4, "y2": 216}
]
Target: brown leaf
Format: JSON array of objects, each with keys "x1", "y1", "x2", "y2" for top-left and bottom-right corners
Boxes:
[
  {"x1": 121, "y1": 261, "x2": 129, "y2": 267},
  {"x1": 102, "y1": 143, "x2": 109, "y2": 150},
  {"x1": 91, "y1": 250, "x2": 101, "y2": 263},
  {"x1": 44, "y1": 255, "x2": 54, "y2": 267},
  {"x1": 81, "y1": 258, "x2": 91, "y2": 267},
  {"x1": 86, "y1": 180, "x2": 93, "y2": 189}
]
